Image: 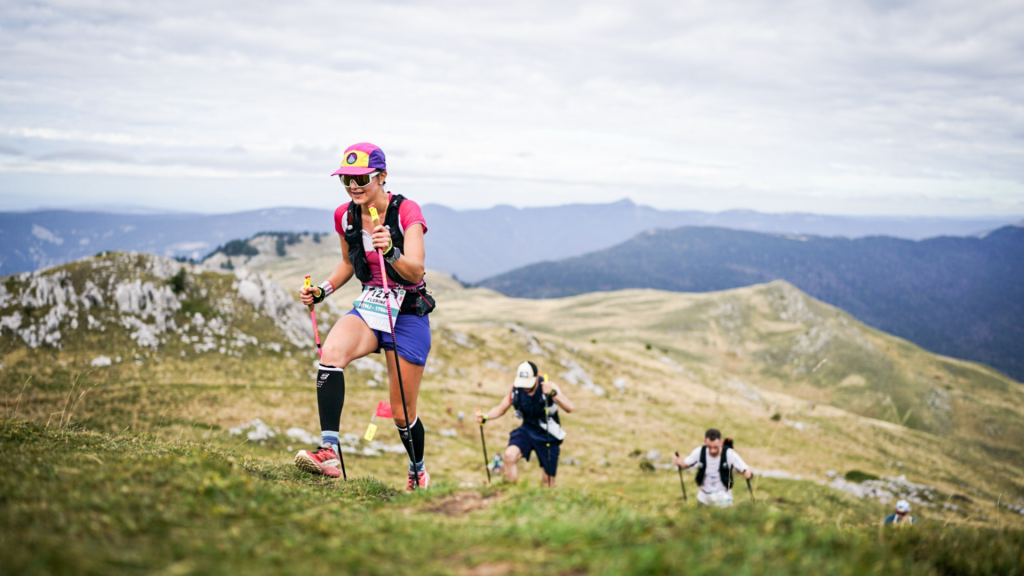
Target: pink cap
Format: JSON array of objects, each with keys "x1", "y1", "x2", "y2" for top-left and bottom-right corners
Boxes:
[{"x1": 331, "y1": 142, "x2": 386, "y2": 176}]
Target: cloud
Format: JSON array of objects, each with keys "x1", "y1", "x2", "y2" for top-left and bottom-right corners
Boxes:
[
  {"x1": 0, "y1": 0, "x2": 1022, "y2": 215},
  {"x1": 0, "y1": 143, "x2": 23, "y2": 156}
]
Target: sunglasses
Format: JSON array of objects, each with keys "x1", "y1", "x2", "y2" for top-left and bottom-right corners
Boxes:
[{"x1": 339, "y1": 171, "x2": 380, "y2": 189}]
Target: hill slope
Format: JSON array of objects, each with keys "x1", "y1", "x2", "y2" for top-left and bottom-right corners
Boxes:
[
  {"x1": 2, "y1": 250, "x2": 1023, "y2": 534},
  {"x1": 5, "y1": 419, "x2": 1022, "y2": 575},
  {"x1": 478, "y1": 225, "x2": 1024, "y2": 382}
]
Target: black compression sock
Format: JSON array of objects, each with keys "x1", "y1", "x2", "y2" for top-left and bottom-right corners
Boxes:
[
  {"x1": 411, "y1": 417, "x2": 425, "y2": 465},
  {"x1": 396, "y1": 417, "x2": 425, "y2": 469},
  {"x1": 316, "y1": 364, "x2": 345, "y2": 439}
]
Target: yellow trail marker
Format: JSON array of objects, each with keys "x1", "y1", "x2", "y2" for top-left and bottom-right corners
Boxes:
[{"x1": 364, "y1": 422, "x2": 378, "y2": 442}]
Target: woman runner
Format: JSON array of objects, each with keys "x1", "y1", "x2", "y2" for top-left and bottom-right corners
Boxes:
[{"x1": 295, "y1": 142, "x2": 435, "y2": 490}]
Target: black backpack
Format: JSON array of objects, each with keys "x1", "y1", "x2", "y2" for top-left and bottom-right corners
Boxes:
[{"x1": 695, "y1": 437, "x2": 734, "y2": 489}]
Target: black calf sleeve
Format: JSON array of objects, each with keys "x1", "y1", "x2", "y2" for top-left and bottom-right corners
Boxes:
[
  {"x1": 396, "y1": 417, "x2": 426, "y2": 467},
  {"x1": 411, "y1": 417, "x2": 425, "y2": 464},
  {"x1": 316, "y1": 364, "x2": 345, "y2": 433}
]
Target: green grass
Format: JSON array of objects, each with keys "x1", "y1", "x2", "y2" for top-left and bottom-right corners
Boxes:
[{"x1": 3, "y1": 418, "x2": 1022, "y2": 576}]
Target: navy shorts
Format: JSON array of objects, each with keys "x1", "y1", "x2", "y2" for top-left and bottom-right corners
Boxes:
[
  {"x1": 509, "y1": 425, "x2": 561, "y2": 477},
  {"x1": 345, "y1": 308, "x2": 431, "y2": 366}
]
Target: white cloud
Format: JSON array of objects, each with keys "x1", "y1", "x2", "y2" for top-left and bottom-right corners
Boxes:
[{"x1": 0, "y1": 0, "x2": 1022, "y2": 215}]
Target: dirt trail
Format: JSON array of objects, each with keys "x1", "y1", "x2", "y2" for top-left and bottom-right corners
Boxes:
[{"x1": 425, "y1": 491, "x2": 497, "y2": 516}]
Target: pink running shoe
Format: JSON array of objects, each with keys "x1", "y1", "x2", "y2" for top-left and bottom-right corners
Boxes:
[
  {"x1": 405, "y1": 470, "x2": 431, "y2": 491},
  {"x1": 295, "y1": 444, "x2": 342, "y2": 478}
]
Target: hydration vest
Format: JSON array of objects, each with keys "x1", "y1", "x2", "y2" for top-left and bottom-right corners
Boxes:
[
  {"x1": 695, "y1": 438, "x2": 734, "y2": 490},
  {"x1": 342, "y1": 194, "x2": 420, "y2": 287},
  {"x1": 512, "y1": 377, "x2": 560, "y2": 426}
]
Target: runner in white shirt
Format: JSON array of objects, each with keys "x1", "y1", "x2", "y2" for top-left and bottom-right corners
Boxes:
[{"x1": 671, "y1": 429, "x2": 753, "y2": 507}]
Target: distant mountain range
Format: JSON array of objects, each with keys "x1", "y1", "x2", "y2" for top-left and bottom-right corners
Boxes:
[
  {"x1": 0, "y1": 207, "x2": 330, "y2": 275},
  {"x1": 2, "y1": 201, "x2": 1019, "y2": 280},
  {"x1": 419, "y1": 201, "x2": 1018, "y2": 282},
  {"x1": 478, "y1": 224, "x2": 1024, "y2": 382}
]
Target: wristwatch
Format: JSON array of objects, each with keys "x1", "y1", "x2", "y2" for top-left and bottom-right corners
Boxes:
[
  {"x1": 547, "y1": 388, "x2": 558, "y2": 398},
  {"x1": 384, "y1": 246, "x2": 402, "y2": 263}
]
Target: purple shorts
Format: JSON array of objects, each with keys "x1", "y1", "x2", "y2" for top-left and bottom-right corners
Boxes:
[{"x1": 345, "y1": 308, "x2": 432, "y2": 366}]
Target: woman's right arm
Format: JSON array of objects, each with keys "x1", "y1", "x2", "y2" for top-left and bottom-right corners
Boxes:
[{"x1": 300, "y1": 235, "x2": 355, "y2": 305}]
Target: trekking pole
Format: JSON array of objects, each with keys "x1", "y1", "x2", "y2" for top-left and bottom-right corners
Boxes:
[
  {"x1": 303, "y1": 275, "x2": 346, "y2": 480},
  {"x1": 369, "y1": 205, "x2": 415, "y2": 490},
  {"x1": 542, "y1": 375, "x2": 555, "y2": 488},
  {"x1": 303, "y1": 276, "x2": 323, "y2": 360},
  {"x1": 477, "y1": 409, "x2": 491, "y2": 484},
  {"x1": 745, "y1": 476, "x2": 755, "y2": 503},
  {"x1": 675, "y1": 451, "x2": 688, "y2": 503}
]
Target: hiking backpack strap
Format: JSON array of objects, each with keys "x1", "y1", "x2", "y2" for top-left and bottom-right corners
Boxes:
[
  {"x1": 721, "y1": 445, "x2": 734, "y2": 490},
  {"x1": 695, "y1": 446, "x2": 707, "y2": 487},
  {"x1": 344, "y1": 194, "x2": 418, "y2": 286}
]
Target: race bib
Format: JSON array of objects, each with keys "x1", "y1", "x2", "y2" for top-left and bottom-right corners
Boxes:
[{"x1": 353, "y1": 287, "x2": 406, "y2": 332}]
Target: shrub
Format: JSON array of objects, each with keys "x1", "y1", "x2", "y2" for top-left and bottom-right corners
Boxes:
[
  {"x1": 220, "y1": 240, "x2": 258, "y2": 257},
  {"x1": 167, "y1": 268, "x2": 188, "y2": 294},
  {"x1": 844, "y1": 469, "x2": 880, "y2": 483}
]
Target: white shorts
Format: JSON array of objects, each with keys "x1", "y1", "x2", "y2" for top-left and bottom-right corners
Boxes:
[{"x1": 698, "y1": 490, "x2": 734, "y2": 507}]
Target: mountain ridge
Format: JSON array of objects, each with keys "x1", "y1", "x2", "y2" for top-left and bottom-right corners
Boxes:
[
  {"x1": 3, "y1": 201, "x2": 1020, "y2": 280},
  {"x1": 478, "y1": 225, "x2": 1024, "y2": 383}
]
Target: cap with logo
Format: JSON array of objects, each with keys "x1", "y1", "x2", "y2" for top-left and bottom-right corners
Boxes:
[
  {"x1": 331, "y1": 142, "x2": 387, "y2": 176},
  {"x1": 513, "y1": 360, "x2": 538, "y2": 388},
  {"x1": 895, "y1": 500, "x2": 911, "y2": 512}
]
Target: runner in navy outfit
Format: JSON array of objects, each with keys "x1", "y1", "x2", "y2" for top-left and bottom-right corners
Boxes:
[
  {"x1": 295, "y1": 142, "x2": 435, "y2": 491},
  {"x1": 477, "y1": 361, "x2": 574, "y2": 487}
]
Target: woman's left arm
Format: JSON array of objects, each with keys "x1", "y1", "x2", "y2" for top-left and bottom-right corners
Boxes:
[{"x1": 371, "y1": 222, "x2": 425, "y2": 284}]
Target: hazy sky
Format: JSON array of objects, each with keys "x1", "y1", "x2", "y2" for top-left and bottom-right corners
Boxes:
[{"x1": 1, "y1": 0, "x2": 1022, "y2": 216}]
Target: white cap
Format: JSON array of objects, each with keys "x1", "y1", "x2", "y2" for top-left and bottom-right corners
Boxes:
[
  {"x1": 895, "y1": 500, "x2": 911, "y2": 512},
  {"x1": 513, "y1": 361, "x2": 538, "y2": 388}
]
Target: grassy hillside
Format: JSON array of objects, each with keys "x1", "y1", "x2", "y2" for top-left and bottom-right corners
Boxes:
[
  {"x1": 2, "y1": 248, "x2": 1024, "y2": 573},
  {"x1": 2, "y1": 418, "x2": 1022, "y2": 576}
]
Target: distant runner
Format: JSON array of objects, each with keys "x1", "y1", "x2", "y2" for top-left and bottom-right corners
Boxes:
[
  {"x1": 882, "y1": 500, "x2": 917, "y2": 526},
  {"x1": 477, "y1": 361, "x2": 574, "y2": 487},
  {"x1": 295, "y1": 142, "x2": 436, "y2": 491},
  {"x1": 671, "y1": 429, "x2": 753, "y2": 507}
]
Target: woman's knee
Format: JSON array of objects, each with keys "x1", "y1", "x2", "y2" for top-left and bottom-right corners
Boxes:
[
  {"x1": 504, "y1": 446, "x2": 520, "y2": 462},
  {"x1": 320, "y1": 340, "x2": 366, "y2": 368},
  {"x1": 319, "y1": 346, "x2": 352, "y2": 368}
]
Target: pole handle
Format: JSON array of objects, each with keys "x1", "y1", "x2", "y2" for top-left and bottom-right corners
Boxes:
[
  {"x1": 303, "y1": 275, "x2": 314, "y2": 312},
  {"x1": 675, "y1": 451, "x2": 687, "y2": 502}
]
